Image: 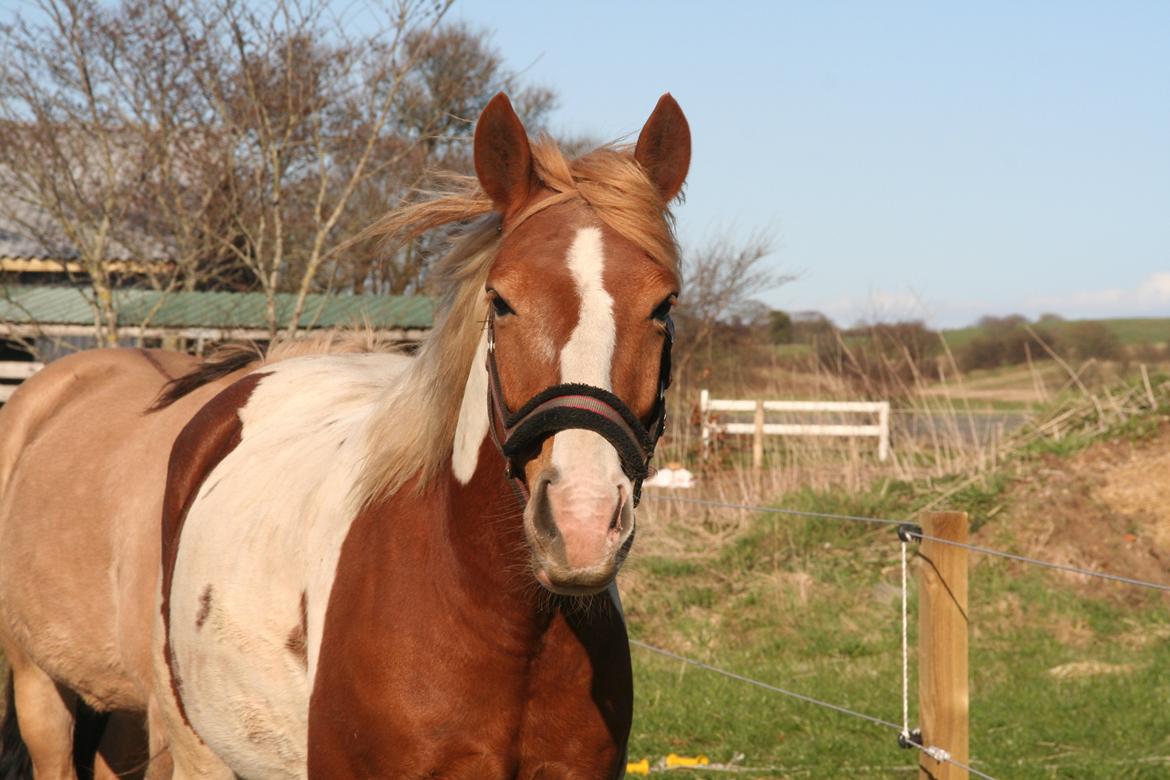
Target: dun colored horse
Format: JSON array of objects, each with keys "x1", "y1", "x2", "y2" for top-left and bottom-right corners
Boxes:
[{"x1": 0, "y1": 92, "x2": 689, "y2": 778}]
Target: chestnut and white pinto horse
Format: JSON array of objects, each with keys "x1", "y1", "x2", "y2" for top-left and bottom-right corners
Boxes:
[{"x1": 0, "y1": 92, "x2": 690, "y2": 779}]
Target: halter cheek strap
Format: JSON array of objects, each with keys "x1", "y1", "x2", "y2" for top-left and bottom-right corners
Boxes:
[{"x1": 485, "y1": 313, "x2": 673, "y2": 506}]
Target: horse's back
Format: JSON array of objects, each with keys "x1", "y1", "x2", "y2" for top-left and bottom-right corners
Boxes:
[
  {"x1": 0, "y1": 349, "x2": 195, "y2": 494},
  {"x1": 0, "y1": 348, "x2": 226, "y2": 709}
]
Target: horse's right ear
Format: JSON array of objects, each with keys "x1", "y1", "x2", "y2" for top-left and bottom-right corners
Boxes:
[{"x1": 474, "y1": 93, "x2": 535, "y2": 216}]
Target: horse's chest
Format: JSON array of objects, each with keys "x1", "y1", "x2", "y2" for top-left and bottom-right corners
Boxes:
[{"x1": 308, "y1": 599, "x2": 630, "y2": 779}]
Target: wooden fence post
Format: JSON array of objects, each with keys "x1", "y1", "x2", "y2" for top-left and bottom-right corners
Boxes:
[
  {"x1": 752, "y1": 399, "x2": 765, "y2": 470},
  {"x1": 918, "y1": 511, "x2": 969, "y2": 780}
]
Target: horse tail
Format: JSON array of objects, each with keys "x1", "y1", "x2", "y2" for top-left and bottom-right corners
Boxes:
[
  {"x1": 149, "y1": 343, "x2": 263, "y2": 412},
  {"x1": 0, "y1": 670, "x2": 32, "y2": 780}
]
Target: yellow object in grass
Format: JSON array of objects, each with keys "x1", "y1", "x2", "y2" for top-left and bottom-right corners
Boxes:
[
  {"x1": 665, "y1": 753, "x2": 710, "y2": 767},
  {"x1": 625, "y1": 758, "x2": 650, "y2": 775}
]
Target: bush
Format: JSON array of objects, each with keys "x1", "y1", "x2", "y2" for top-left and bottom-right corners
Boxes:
[
  {"x1": 1064, "y1": 321, "x2": 1123, "y2": 361},
  {"x1": 957, "y1": 315, "x2": 1060, "y2": 371},
  {"x1": 814, "y1": 320, "x2": 941, "y2": 395},
  {"x1": 790, "y1": 312, "x2": 836, "y2": 344},
  {"x1": 769, "y1": 310, "x2": 793, "y2": 344}
]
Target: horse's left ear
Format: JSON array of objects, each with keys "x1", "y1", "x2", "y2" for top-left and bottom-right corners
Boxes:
[
  {"x1": 635, "y1": 93, "x2": 691, "y2": 202},
  {"x1": 474, "y1": 92, "x2": 536, "y2": 216}
]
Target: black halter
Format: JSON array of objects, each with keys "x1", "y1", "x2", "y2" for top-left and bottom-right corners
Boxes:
[{"x1": 485, "y1": 313, "x2": 673, "y2": 506}]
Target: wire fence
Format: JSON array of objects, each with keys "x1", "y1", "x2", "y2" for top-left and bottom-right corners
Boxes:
[
  {"x1": 649, "y1": 494, "x2": 1170, "y2": 593},
  {"x1": 630, "y1": 491, "x2": 1170, "y2": 777}
]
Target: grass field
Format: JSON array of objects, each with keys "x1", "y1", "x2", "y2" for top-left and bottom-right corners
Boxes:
[
  {"x1": 941, "y1": 317, "x2": 1170, "y2": 351},
  {"x1": 624, "y1": 496, "x2": 1170, "y2": 778}
]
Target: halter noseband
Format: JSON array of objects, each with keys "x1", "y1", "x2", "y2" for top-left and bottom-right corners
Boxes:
[{"x1": 485, "y1": 312, "x2": 673, "y2": 506}]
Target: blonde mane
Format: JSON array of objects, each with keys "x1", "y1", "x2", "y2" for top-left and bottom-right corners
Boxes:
[{"x1": 354, "y1": 137, "x2": 681, "y2": 505}]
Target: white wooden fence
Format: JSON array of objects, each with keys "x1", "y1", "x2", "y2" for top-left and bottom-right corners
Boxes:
[
  {"x1": 700, "y1": 389, "x2": 890, "y2": 465},
  {"x1": 0, "y1": 361, "x2": 43, "y2": 403}
]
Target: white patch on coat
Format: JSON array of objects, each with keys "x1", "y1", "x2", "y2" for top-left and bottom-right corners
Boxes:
[
  {"x1": 164, "y1": 352, "x2": 412, "y2": 780},
  {"x1": 452, "y1": 328, "x2": 489, "y2": 483},
  {"x1": 551, "y1": 227, "x2": 625, "y2": 487}
]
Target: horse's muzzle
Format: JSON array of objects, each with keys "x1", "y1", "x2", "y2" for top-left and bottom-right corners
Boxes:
[{"x1": 524, "y1": 466, "x2": 635, "y2": 595}]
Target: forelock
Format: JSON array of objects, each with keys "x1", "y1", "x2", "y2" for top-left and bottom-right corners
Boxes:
[{"x1": 506, "y1": 138, "x2": 680, "y2": 275}]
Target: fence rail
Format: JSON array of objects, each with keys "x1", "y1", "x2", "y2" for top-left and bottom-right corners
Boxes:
[
  {"x1": 700, "y1": 390, "x2": 891, "y2": 464},
  {"x1": 0, "y1": 360, "x2": 43, "y2": 402}
]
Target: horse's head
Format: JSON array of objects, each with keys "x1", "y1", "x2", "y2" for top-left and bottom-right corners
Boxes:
[{"x1": 473, "y1": 93, "x2": 690, "y2": 596}]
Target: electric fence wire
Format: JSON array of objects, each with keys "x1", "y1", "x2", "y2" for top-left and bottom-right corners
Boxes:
[
  {"x1": 628, "y1": 638, "x2": 999, "y2": 780},
  {"x1": 646, "y1": 494, "x2": 1170, "y2": 593},
  {"x1": 907, "y1": 529, "x2": 1170, "y2": 593},
  {"x1": 638, "y1": 492, "x2": 1169, "y2": 777}
]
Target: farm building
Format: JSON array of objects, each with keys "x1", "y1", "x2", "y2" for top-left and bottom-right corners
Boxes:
[
  {"x1": 0, "y1": 286, "x2": 433, "y2": 357},
  {"x1": 0, "y1": 286, "x2": 434, "y2": 402},
  {"x1": 0, "y1": 188, "x2": 434, "y2": 400}
]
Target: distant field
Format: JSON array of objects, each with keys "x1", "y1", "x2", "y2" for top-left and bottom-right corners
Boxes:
[{"x1": 942, "y1": 317, "x2": 1170, "y2": 350}]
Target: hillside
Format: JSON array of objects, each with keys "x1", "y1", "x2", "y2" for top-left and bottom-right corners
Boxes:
[{"x1": 942, "y1": 316, "x2": 1170, "y2": 350}]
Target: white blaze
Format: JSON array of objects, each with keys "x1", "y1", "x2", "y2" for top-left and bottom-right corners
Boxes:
[{"x1": 551, "y1": 227, "x2": 625, "y2": 486}]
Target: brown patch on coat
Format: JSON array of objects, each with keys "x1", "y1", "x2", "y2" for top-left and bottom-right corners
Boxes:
[
  {"x1": 286, "y1": 592, "x2": 308, "y2": 668},
  {"x1": 159, "y1": 371, "x2": 268, "y2": 728},
  {"x1": 194, "y1": 585, "x2": 213, "y2": 629},
  {"x1": 307, "y1": 438, "x2": 630, "y2": 777}
]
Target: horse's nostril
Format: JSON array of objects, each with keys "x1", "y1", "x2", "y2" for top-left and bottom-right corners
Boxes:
[{"x1": 533, "y1": 475, "x2": 558, "y2": 540}]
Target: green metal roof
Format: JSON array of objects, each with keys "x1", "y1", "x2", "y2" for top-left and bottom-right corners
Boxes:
[{"x1": 0, "y1": 286, "x2": 434, "y2": 331}]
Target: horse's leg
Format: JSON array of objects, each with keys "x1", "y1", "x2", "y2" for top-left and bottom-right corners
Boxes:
[
  {"x1": 6, "y1": 645, "x2": 78, "y2": 780},
  {"x1": 139, "y1": 696, "x2": 174, "y2": 780},
  {"x1": 89, "y1": 710, "x2": 152, "y2": 780}
]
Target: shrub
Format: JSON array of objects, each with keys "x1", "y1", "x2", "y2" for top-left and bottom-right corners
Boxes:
[
  {"x1": 1063, "y1": 321, "x2": 1123, "y2": 361},
  {"x1": 957, "y1": 315, "x2": 1060, "y2": 371},
  {"x1": 814, "y1": 320, "x2": 941, "y2": 395},
  {"x1": 769, "y1": 309, "x2": 793, "y2": 344}
]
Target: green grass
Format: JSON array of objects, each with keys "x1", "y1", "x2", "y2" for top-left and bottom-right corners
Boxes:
[
  {"x1": 1087, "y1": 318, "x2": 1170, "y2": 346},
  {"x1": 942, "y1": 317, "x2": 1170, "y2": 351},
  {"x1": 624, "y1": 502, "x2": 1170, "y2": 778}
]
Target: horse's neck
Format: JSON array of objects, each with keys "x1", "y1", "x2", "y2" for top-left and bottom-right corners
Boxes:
[
  {"x1": 442, "y1": 438, "x2": 542, "y2": 618},
  {"x1": 437, "y1": 337, "x2": 547, "y2": 634}
]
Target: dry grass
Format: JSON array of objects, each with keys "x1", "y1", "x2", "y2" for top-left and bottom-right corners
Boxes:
[{"x1": 639, "y1": 325, "x2": 1170, "y2": 564}]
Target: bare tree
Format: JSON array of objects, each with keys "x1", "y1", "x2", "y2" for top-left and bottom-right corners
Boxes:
[
  {"x1": 341, "y1": 21, "x2": 556, "y2": 296},
  {"x1": 0, "y1": 0, "x2": 174, "y2": 346},
  {"x1": 1, "y1": 0, "x2": 558, "y2": 343},
  {"x1": 161, "y1": 0, "x2": 461, "y2": 333},
  {"x1": 673, "y1": 228, "x2": 788, "y2": 379}
]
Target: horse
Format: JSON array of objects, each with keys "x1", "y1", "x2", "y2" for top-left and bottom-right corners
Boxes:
[{"x1": 0, "y1": 91, "x2": 690, "y2": 779}]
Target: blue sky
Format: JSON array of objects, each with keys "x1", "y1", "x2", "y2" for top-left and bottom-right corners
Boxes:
[
  {"x1": 4, "y1": 1, "x2": 1166, "y2": 328},
  {"x1": 453, "y1": 0, "x2": 1169, "y2": 328}
]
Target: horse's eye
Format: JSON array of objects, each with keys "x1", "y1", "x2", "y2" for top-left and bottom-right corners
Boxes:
[
  {"x1": 650, "y1": 294, "x2": 676, "y2": 322},
  {"x1": 489, "y1": 291, "x2": 515, "y2": 317}
]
